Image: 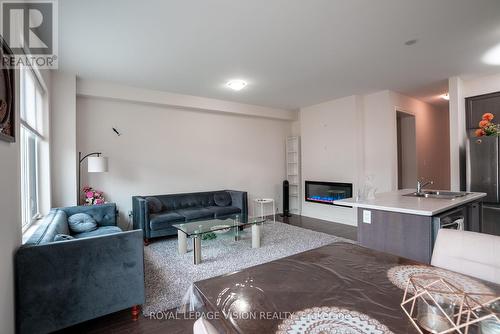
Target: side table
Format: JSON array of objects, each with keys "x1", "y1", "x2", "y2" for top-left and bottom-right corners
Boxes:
[{"x1": 253, "y1": 198, "x2": 276, "y2": 223}]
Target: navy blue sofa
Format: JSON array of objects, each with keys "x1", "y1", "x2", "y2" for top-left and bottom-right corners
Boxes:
[
  {"x1": 133, "y1": 190, "x2": 248, "y2": 243},
  {"x1": 15, "y1": 203, "x2": 145, "y2": 334}
]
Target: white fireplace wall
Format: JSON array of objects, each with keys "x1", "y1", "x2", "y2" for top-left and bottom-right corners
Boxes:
[{"x1": 299, "y1": 95, "x2": 362, "y2": 226}]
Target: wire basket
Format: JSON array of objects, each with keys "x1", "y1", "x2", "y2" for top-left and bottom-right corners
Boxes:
[{"x1": 401, "y1": 274, "x2": 499, "y2": 334}]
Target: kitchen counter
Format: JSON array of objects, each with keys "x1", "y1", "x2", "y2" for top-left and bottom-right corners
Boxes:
[
  {"x1": 334, "y1": 189, "x2": 486, "y2": 216},
  {"x1": 335, "y1": 189, "x2": 485, "y2": 263}
]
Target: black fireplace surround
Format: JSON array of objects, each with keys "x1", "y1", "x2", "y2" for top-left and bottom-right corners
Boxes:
[{"x1": 305, "y1": 181, "x2": 353, "y2": 205}]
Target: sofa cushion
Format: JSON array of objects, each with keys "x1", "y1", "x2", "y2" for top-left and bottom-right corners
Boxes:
[
  {"x1": 179, "y1": 194, "x2": 213, "y2": 209},
  {"x1": 159, "y1": 193, "x2": 216, "y2": 211},
  {"x1": 68, "y1": 213, "x2": 98, "y2": 233},
  {"x1": 214, "y1": 191, "x2": 232, "y2": 207},
  {"x1": 206, "y1": 206, "x2": 241, "y2": 218},
  {"x1": 145, "y1": 196, "x2": 163, "y2": 213},
  {"x1": 60, "y1": 203, "x2": 116, "y2": 227},
  {"x1": 73, "y1": 226, "x2": 123, "y2": 239},
  {"x1": 149, "y1": 212, "x2": 185, "y2": 230},
  {"x1": 25, "y1": 210, "x2": 70, "y2": 246},
  {"x1": 53, "y1": 234, "x2": 74, "y2": 242},
  {"x1": 176, "y1": 208, "x2": 214, "y2": 221}
]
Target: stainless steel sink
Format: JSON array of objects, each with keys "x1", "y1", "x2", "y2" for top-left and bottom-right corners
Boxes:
[{"x1": 403, "y1": 190, "x2": 469, "y2": 199}]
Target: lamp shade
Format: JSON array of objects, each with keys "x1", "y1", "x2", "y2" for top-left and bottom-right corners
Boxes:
[{"x1": 87, "y1": 156, "x2": 108, "y2": 173}]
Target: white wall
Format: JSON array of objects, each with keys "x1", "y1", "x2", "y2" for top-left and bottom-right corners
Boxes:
[
  {"x1": 362, "y1": 91, "x2": 397, "y2": 192},
  {"x1": 0, "y1": 69, "x2": 22, "y2": 334},
  {"x1": 364, "y1": 90, "x2": 450, "y2": 191},
  {"x1": 300, "y1": 96, "x2": 363, "y2": 225},
  {"x1": 391, "y1": 91, "x2": 450, "y2": 190},
  {"x1": 464, "y1": 73, "x2": 500, "y2": 98},
  {"x1": 299, "y1": 90, "x2": 450, "y2": 225},
  {"x1": 76, "y1": 96, "x2": 291, "y2": 226},
  {"x1": 50, "y1": 72, "x2": 77, "y2": 207}
]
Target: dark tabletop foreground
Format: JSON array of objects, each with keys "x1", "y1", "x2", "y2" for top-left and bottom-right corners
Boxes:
[{"x1": 193, "y1": 242, "x2": 500, "y2": 334}]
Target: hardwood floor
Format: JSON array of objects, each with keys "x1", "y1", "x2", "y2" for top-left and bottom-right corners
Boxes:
[
  {"x1": 277, "y1": 214, "x2": 357, "y2": 241},
  {"x1": 54, "y1": 309, "x2": 198, "y2": 334},
  {"x1": 56, "y1": 215, "x2": 357, "y2": 334}
]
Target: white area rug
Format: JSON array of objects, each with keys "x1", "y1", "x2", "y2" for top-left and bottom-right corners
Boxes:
[{"x1": 143, "y1": 222, "x2": 352, "y2": 315}]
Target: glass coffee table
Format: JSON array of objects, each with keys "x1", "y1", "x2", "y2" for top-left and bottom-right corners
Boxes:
[{"x1": 173, "y1": 215, "x2": 266, "y2": 265}]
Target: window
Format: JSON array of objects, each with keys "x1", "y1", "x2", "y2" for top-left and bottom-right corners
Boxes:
[{"x1": 20, "y1": 69, "x2": 46, "y2": 230}]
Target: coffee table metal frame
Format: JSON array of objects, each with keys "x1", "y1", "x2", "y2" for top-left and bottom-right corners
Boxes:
[{"x1": 173, "y1": 215, "x2": 266, "y2": 265}]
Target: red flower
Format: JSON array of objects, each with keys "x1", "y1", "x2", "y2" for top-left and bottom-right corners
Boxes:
[
  {"x1": 482, "y1": 113, "x2": 494, "y2": 121},
  {"x1": 475, "y1": 129, "x2": 485, "y2": 137},
  {"x1": 479, "y1": 120, "x2": 490, "y2": 128}
]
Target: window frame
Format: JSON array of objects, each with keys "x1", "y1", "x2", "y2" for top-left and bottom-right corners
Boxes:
[{"x1": 20, "y1": 66, "x2": 47, "y2": 232}]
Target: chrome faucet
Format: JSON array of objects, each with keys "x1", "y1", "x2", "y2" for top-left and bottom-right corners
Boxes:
[{"x1": 416, "y1": 179, "x2": 434, "y2": 194}]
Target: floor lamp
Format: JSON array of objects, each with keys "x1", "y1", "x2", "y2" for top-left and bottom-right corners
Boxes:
[{"x1": 78, "y1": 152, "x2": 108, "y2": 205}]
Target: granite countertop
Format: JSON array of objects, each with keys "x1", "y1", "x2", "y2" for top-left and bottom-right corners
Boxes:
[{"x1": 334, "y1": 189, "x2": 486, "y2": 216}]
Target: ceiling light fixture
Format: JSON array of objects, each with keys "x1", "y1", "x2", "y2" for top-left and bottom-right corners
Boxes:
[
  {"x1": 404, "y1": 39, "x2": 418, "y2": 46},
  {"x1": 440, "y1": 93, "x2": 450, "y2": 101},
  {"x1": 482, "y1": 43, "x2": 500, "y2": 65},
  {"x1": 226, "y1": 79, "x2": 247, "y2": 91}
]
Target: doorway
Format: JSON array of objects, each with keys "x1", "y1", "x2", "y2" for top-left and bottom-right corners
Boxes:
[{"x1": 397, "y1": 111, "x2": 417, "y2": 189}]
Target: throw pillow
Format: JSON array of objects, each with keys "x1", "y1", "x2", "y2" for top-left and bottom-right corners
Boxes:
[
  {"x1": 68, "y1": 213, "x2": 98, "y2": 233},
  {"x1": 54, "y1": 234, "x2": 75, "y2": 242},
  {"x1": 145, "y1": 196, "x2": 163, "y2": 213},
  {"x1": 214, "y1": 191, "x2": 232, "y2": 207}
]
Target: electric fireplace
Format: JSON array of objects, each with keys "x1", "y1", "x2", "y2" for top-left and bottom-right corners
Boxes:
[{"x1": 305, "y1": 181, "x2": 353, "y2": 205}]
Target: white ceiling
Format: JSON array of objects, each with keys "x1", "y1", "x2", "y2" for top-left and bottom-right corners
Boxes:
[{"x1": 59, "y1": 0, "x2": 500, "y2": 110}]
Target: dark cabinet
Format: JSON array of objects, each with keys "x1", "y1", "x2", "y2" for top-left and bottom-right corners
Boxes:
[
  {"x1": 482, "y1": 205, "x2": 500, "y2": 236},
  {"x1": 357, "y1": 208, "x2": 433, "y2": 264},
  {"x1": 466, "y1": 91, "x2": 500, "y2": 130},
  {"x1": 466, "y1": 201, "x2": 482, "y2": 232},
  {"x1": 357, "y1": 201, "x2": 483, "y2": 264}
]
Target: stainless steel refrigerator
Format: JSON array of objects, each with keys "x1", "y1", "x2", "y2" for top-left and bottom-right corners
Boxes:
[{"x1": 467, "y1": 131, "x2": 500, "y2": 235}]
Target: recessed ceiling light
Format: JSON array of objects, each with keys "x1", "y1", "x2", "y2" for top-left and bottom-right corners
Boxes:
[
  {"x1": 404, "y1": 39, "x2": 418, "y2": 46},
  {"x1": 440, "y1": 93, "x2": 450, "y2": 101},
  {"x1": 226, "y1": 79, "x2": 247, "y2": 91},
  {"x1": 483, "y1": 43, "x2": 500, "y2": 65}
]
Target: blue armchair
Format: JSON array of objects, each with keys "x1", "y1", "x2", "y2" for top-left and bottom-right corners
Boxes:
[{"x1": 15, "y1": 203, "x2": 145, "y2": 334}]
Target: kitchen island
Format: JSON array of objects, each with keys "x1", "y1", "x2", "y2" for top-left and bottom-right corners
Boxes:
[{"x1": 334, "y1": 189, "x2": 486, "y2": 263}]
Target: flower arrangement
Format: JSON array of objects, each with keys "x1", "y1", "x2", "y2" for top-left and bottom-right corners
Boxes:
[
  {"x1": 475, "y1": 113, "x2": 500, "y2": 137},
  {"x1": 82, "y1": 186, "x2": 106, "y2": 205}
]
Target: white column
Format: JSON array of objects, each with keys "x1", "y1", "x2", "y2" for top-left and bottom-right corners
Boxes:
[
  {"x1": 252, "y1": 224, "x2": 261, "y2": 248},
  {"x1": 193, "y1": 236, "x2": 202, "y2": 264},
  {"x1": 449, "y1": 76, "x2": 466, "y2": 191},
  {"x1": 178, "y1": 230, "x2": 187, "y2": 254},
  {"x1": 272, "y1": 200, "x2": 276, "y2": 223}
]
